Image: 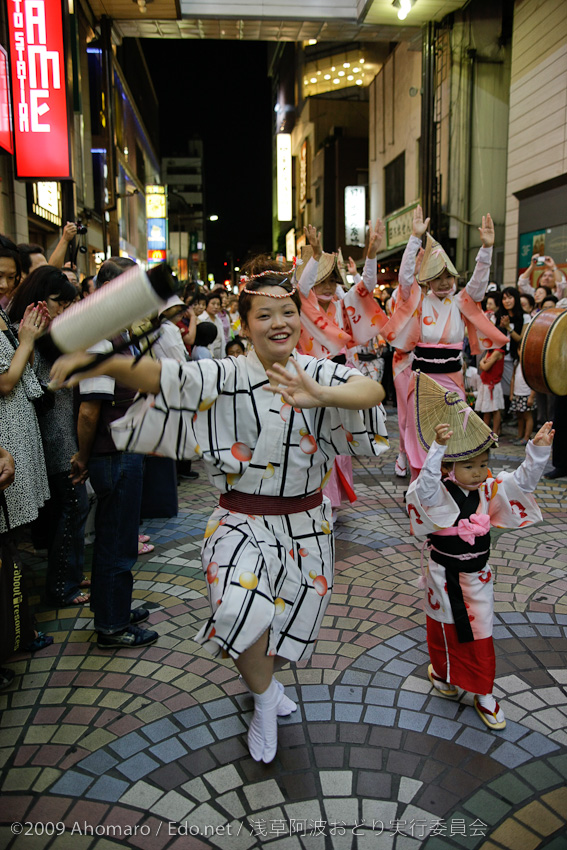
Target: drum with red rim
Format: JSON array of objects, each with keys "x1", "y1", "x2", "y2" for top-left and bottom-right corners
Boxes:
[{"x1": 520, "y1": 307, "x2": 567, "y2": 395}]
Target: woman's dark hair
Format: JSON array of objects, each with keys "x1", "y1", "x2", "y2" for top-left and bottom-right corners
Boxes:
[
  {"x1": 194, "y1": 321, "x2": 218, "y2": 347},
  {"x1": 238, "y1": 254, "x2": 300, "y2": 327},
  {"x1": 191, "y1": 292, "x2": 207, "y2": 306},
  {"x1": 496, "y1": 286, "x2": 524, "y2": 359},
  {"x1": 0, "y1": 234, "x2": 22, "y2": 291},
  {"x1": 206, "y1": 291, "x2": 222, "y2": 307},
  {"x1": 226, "y1": 336, "x2": 245, "y2": 356},
  {"x1": 8, "y1": 265, "x2": 76, "y2": 322},
  {"x1": 519, "y1": 292, "x2": 535, "y2": 311},
  {"x1": 541, "y1": 293, "x2": 558, "y2": 306},
  {"x1": 483, "y1": 290, "x2": 501, "y2": 311}
]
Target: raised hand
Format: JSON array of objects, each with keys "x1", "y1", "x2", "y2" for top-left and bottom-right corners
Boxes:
[
  {"x1": 303, "y1": 225, "x2": 322, "y2": 261},
  {"x1": 412, "y1": 205, "x2": 430, "y2": 239},
  {"x1": 478, "y1": 213, "x2": 494, "y2": 248},
  {"x1": 434, "y1": 423, "x2": 453, "y2": 445},
  {"x1": 367, "y1": 219, "x2": 386, "y2": 259},
  {"x1": 347, "y1": 256, "x2": 357, "y2": 276},
  {"x1": 532, "y1": 421, "x2": 555, "y2": 447},
  {"x1": 262, "y1": 359, "x2": 324, "y2": 409}
]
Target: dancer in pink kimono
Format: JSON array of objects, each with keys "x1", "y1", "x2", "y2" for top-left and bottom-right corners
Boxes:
[
  {"x1": 295, "y1": 222, "x2": 387, "y2": 512},
  {"x1": 382, "y1": 206, "x2": 508, "y2": 479},
  {"x1": 407, "y1": 375, "x2": 553, "y2": 730}
]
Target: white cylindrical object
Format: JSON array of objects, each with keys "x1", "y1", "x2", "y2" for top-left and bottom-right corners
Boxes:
[{"x1": 49, "y1": 265, "x2": 168, "y2": 353}]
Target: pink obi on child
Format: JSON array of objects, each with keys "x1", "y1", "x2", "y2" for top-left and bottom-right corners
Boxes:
[{"x1": 434, "y1": 513, "x2": 491, "y2": 546}]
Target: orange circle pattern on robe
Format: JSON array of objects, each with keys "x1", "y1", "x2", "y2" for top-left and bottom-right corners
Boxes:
[
  {"x1": 313, "y1": 575, "x2": 328, "y2": 596},
  {"x1": 231, "y1": 442, "x2": 252, "y2": 462},
  {"x1": 300, "y1": 435, "x2": 317, "y2": 454},
  {"x1": 206, "y1": 562, "x2": 218, "y2": 583}
]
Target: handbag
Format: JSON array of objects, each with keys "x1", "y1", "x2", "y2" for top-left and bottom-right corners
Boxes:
[{"x1": 0, "y1": 493, "x2": 35, "y2": 663}]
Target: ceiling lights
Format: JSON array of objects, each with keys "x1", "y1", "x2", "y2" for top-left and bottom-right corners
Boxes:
[{"x1": 302, "y1": 50, "x2": 379, "y2": 98}]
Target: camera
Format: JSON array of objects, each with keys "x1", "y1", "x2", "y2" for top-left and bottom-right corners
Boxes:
[{"x1": 75, "y1": 220, "x2": 88, "y2": 235}]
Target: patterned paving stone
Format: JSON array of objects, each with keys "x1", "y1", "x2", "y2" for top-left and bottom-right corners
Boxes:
[{"x1": 0, "y1": 422, "x2": 566, "y2": 848}]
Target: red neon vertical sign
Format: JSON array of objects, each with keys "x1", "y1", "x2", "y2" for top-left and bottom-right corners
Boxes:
[
  {"x1": 0, "y1": 47, "x2": 14, "y2": 154},
  {"x1": 7, "y1": 0, "x2": 71, "y2": 178}
]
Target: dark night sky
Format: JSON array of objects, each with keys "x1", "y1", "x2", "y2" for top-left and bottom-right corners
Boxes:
[{"x1": 142, "y1": 39, "x2": 273, "y2": 278}]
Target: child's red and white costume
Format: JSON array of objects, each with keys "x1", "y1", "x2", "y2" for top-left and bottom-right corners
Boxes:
[
  {"x1": 382, "y1": 235, "x2": 508, "y2": 475},
  {"x1": 407, "y1": 439, "x2": 550, "y2": 695},
  {"x1": 296, "y1": 255, "x2": 387, "y2": 507}
]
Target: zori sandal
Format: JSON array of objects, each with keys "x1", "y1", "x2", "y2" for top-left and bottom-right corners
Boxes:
[
  {"x1": 427, "y1": 664, "x2": 459, "y2": 698},
  {"x1": 474, "y1": 695, "x2": 506, "y2": 730},
  {"x1": 138, "y1": 541, "x2": 155, "y2": 555}
]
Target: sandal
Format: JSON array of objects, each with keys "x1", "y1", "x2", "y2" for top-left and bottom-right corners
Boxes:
[
  {"x1": 474, "y1": 695, "x2": 506, "y2": 730},
  {"x1": 138, "y1": 541, "x2": 155, "y2": 555},
  {"x1": 46, "y1": 592, "x2": 91, "y2": 607},
  {"x1": 24, "y1": 631, "x2": 54, "y2": 653},
  {"x1": 427, "y1": 664, "x2": 459, "y2": 698},
  {"x1": 79, "y1": 576, "x2": 91, "y2": 588},
  {"x1": 138, "y1": 534, "x2": 151, "y2": 544},
  {"x1": 0, "y1": 667, "x2": 15, "y2": 689}
]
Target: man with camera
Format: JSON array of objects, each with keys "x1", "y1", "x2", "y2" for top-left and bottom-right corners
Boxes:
[{"x1": 517, "y1": 253, "x2": 567, "y2": 301}]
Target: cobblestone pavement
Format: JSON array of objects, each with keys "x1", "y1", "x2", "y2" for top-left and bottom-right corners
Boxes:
[{"x1": 1, "y1": 405, "x2": 566, "y2": 850}]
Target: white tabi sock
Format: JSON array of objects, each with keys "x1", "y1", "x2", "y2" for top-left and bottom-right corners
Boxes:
[
  {"x1": 240, "y1": 676, "x2": 297, "y2": 716},
  {"x1": 248, "y1": 678, "x2": 280, "y2": 763},
  {"x1": 477, "y1": 693, "x2": 505, "y2": 722},
  {"x1": 273, "y1": 677, "x2": 297, "y2": 715}
]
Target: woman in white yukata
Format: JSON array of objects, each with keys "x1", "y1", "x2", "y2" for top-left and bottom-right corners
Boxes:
[{"x1": 49, "y1": 258, "x2": 389, "y2": 764}]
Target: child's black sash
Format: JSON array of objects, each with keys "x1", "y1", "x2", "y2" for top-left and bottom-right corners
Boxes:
[{"x1": 428, "y1": 480, "x2": 491, "y2": 643}]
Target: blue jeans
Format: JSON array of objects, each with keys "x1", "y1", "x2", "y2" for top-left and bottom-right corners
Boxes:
[
  {"x1": 88, "y1": 452, "x2": 144, "y2": 633},
  {"x1": 46, "y1": 473, "x2": 89, "y2": 603}
]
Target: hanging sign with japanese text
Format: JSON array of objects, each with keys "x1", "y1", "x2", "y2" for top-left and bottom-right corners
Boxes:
[
  {"x1": 0, "y1": 46, "x2": 14, "y2": 154},
  {"x1": 344, "y1": 186, "x2": 366, "y2": 247},
  {"x1": 8, "y1": 0, "x2": 72, "y2": 179}
]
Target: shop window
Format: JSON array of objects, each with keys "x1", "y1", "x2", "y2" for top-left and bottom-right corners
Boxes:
[{"x1": 384, "y1": 153, "x2": 405, "y2": 216}]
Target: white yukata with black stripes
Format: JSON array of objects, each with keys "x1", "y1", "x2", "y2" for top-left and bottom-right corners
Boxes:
[{"x1": 112, "y1": 350, "x2": 389, "y2": 661}]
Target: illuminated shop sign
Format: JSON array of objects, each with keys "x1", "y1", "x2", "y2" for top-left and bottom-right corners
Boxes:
[
  {"x1": 344, "y1": 186, "x2": 366, "y2": 247},
  {"x1": 146, "y1": 185, "x2": 167, "y2": 267},
  {"x1": 277, "y1": 134, "x2": 292, "y2": 222},
  {"x1": 0, "y1": 46, "x2": 13, "y2": 154},
  {"x1": 32, "y1": 181, "x2": 61, "y2": 225},
  {"x1": 8, "y1": 0, "x2": 71, "y2": 179}
]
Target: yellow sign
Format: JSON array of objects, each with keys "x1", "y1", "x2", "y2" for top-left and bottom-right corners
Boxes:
[{"x1": 145, "y1": 185, "x2": 166, "y2": 219}]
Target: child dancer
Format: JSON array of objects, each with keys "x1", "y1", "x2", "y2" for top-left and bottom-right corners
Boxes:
[
  {"x1": 49, "y1": 256, "x2": 389, "y2": 762},
  {"x1": 382, "y1": 206, "x2": 508, "y2": 479},
  {"x1": 407, "y1": 372, "x2": 553, "y2": 729},
  {"x1": 476, "y1": 348, "x2": 504, "y2": 435}
]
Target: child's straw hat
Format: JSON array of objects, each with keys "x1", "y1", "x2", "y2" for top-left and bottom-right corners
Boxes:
[
  {"x1": 417, "y1": 233, "x2": 459, "y2": 284},
  {"x1": 415, "y1": 372, "x2": 498, "y2": 461}
]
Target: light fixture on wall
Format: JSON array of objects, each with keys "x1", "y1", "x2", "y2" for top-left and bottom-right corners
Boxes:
[
  {"x1": 392, "y1": 0, "x2": 413, "y2": 20},
  {"x1": 132, "y1": 0, "x2": 153, "y2": 13}
]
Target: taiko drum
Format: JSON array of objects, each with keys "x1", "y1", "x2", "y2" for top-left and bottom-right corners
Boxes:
[{"x1": 520, "y1": 307, "x2": 567, "y2": 395}]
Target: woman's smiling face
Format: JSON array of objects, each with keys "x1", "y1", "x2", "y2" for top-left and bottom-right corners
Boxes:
[{"x1": 241, "y1": 287, "x2": 301, "y2": 369}]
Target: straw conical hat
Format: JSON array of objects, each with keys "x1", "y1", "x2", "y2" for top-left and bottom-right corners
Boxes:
[
  {"x1": 415, "y1": 372, "x2": 498, "y2": 461},
  {"x1": 295, "y1": 245, "x2": 340, "y2": 284},
  {"x1": 336, "y1": 248, "x2": 349, "y2": 288},
  {"x1": 417, "y1": 233, "x2": 459, "y2": 283}
]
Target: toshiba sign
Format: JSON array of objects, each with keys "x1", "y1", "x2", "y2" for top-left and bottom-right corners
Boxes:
[{"x1": 7, "y1": 0, "x2": 71, "y2": 179}]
